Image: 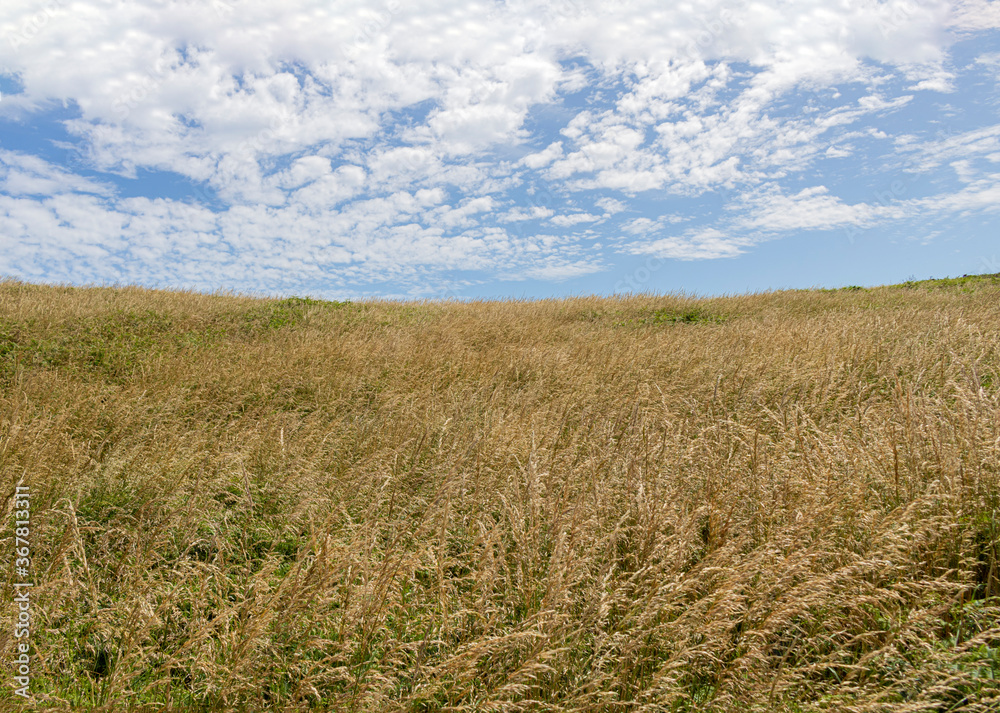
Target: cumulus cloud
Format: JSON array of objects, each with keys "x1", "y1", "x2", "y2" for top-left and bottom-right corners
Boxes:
[
  {"x1": 948, "y1": 0, "x2": 1000, "y2": 31},
  {"x1": 736, "y1": 186, "x2": 898, "y2": 233},
  {"x1": 908, "y1": 175, "x2": 1000, "y2": 215},
  {"x1": 520, "y1": 259, "x2": 605, "y2": 281},
  {"x1": 0, "y1": 0, "x2": 997, "y2": 295},
  {"x1": 627, "y1": 228, "x2": 750, "y2": 260},
  {"x1": 595, "y1": 196, "x2": 626, "y2": 214},
  {"x1": 549, "y1": 212, "x2": 602, "y2": 227},
  {"x1": 522, "y1": 141, "x2": 563, "y2": 169},
  {"x1": 620, "y1": 215, "x2": 684, "y2": 237},
  {"x1": 501, "y1": 205, "x2": 554, "y2": 222},
  {"x1": 0, "y1": 150, "x2": 112, "y2": 197}
]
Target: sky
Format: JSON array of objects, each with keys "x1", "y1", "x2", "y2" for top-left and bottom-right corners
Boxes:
[{"x1": 1, "y1": 0, "x2": 999, "y2": 301}]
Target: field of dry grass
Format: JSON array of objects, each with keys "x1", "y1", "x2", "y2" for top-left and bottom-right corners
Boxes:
[{"x1": 1, "y1": 275, "x2": 999, "y2": 711}]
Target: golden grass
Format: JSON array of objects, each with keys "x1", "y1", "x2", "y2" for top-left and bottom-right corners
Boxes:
[{"x1": 0, "y1": 276, "x2": 998, "y2": 711}]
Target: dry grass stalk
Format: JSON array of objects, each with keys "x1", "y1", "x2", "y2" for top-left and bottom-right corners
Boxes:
[{"x1": 0, "y1": 276, "x2": 997, "y2": 710}]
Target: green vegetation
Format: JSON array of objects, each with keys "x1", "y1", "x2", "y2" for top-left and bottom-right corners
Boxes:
[{"x1": 890, "y1": 272, "x2": 1000, "y2": 291}]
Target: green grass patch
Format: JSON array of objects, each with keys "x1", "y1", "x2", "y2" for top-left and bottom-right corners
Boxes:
[
  {"x1": 889, "y1": 272, "x2": 1000, "y2": 291},
  {"x1": 618, "y1": 305, "x2": 728, "y2": 326},
  {"x1": 234, "y1": 296, "x2": 353, "y2": 334}
]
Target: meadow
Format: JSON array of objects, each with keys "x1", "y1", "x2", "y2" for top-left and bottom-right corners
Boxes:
[{"x1": 0, "y1": 275, "x2": 998, "y2": 711}]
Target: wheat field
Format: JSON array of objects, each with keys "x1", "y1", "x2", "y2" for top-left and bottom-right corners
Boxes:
[{"x1": 0, "y1": 275, "x2": 998, "y2": 711}]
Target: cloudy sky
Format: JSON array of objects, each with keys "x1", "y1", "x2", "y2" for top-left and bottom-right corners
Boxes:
[{"x1": 1, "y1": 0, "x2": 999, "y2": 300}]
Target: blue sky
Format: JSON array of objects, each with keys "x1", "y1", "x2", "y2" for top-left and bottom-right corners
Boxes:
[{"x1": 1, "y1": 0, "x2": 999, "y2": 300}]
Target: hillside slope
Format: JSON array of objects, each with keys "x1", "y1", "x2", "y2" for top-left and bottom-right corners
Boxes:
[{"x1": 1, "y1": 277, "x2": 999, "y2": 711}]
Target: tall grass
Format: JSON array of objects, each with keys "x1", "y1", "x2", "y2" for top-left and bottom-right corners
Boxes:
[{"x1": 0, "y1": 276, "x2": 998, "y2": 711}]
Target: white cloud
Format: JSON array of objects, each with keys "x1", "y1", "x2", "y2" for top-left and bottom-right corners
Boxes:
[
  {"x1": 423, "y1": 196, "x2": 492, "y2": 229},
  {"x1": 0, "y1": 153, "x2": 594, "y2": 295},
  {"x1": 900, "y1": 124, "x2": 1000, "y2": 176},
  {"x1": 520, "y1": 259, "x2": 605, "y2": 281},
  {"x1": 678, "y1": 174, "x2": 1000, "y2": 253},
  {"x1": 522, "y1": 141, "x2": 563, "y2": 169},
  {"x1": 948, "y1": 0, "x2": 1000, "y2": 31},
  {"x1": 904, "y1": 66, "x2": 956, "y2": 93},
  {"x1": 0, "y1": 150, "x2": 112, "y2": 197},
  {"x1": 620, "y1": 215, "x2": 683, "y2": 236},
  {"x1": 0, "y1": 0, "x2": 997, "y2": 294},
  {"x1": 0, "y1": 0, "x2": 962, "y2": 206},
  {"x1": 736, "y1": 186, "x2": 896, "y2": 232},
  {"x1": 274, "y1": 156, "x2": 332, "y2": 189},
  {"x1": 501, "y1": 205, "x2": 554, "y2": 222},
  {"x1": 0, "y1": 0, "x2": 959, "y2": 182},
  {"x1": 627, "y1": 228, "x2": 749, "y2": 260},
  {"x1": 908, "y1": 175, "x2": 1000, "y2": 215},
  {"x1": 622, "y1": 217, "x2": 660, "y2": 236},
  {"x1": 549, "y1": 212, "x2": 601, "y2": 227},
  {"x1": 595, "y1": 197, "x2": 626, "y2": 214}
]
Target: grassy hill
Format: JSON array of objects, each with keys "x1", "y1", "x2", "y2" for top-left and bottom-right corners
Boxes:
[{"x1": 1, "y1": 276, "x2": 999, "y2": 711}]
